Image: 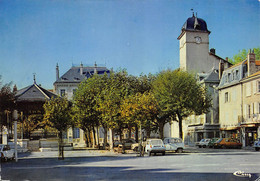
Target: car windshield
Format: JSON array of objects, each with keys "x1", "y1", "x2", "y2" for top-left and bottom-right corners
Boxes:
[
  {"x1": 169, "y1": 138, "x2": 182, "y2": 143},
  {"x1": 150, "y1": 140, "x2": 163, "y2": 145},
  {"x1": 200, "y1": 139, "x2": 205, "y2": 142},
  {"x1": 216, "y1": 138, "x2": 223, "y2": 143}
]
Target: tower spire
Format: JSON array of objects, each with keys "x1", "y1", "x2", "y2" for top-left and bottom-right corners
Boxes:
[{"x1": 33, "y1": 73, "x2": 36, "y2": 84}]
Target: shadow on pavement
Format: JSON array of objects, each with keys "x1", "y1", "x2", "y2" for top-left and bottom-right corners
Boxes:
[{"x1": 2, "y1": 165, "x2": 259, "y2": 181}]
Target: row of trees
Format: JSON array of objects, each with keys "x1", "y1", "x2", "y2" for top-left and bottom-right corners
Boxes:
[
  {"x1": 0, "y1": 76, "x2": 15, "y2": 136},
  {"x1": 43, "y1": 69, "x2": 211, "y2": 159}
]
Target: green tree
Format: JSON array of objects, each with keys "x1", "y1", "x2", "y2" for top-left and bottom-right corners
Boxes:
[
  {"x1": 73, "y1": 73, "x2": 105, "y2": 148},
  {"x1": 152, "y1": 69, "x2": 211, "y2": 139},
  {"x1": 120, "y1": 92, "x2": 159, "y2": 140},
  {"x1": 96, "y1": 70, "x2": 131, "y2": 145},
  {"x1": 43, "y1": 97, "x2": 72, "y2": 159},
  {"x1": 229, "y1": 47, "x2": 260, "y2": 64},
  {"x1": 0, "y1": 76, "x2": 15, "y2": 133}
]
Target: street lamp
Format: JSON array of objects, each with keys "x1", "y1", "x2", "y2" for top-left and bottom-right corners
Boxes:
[{"x1": 12, "y1": 110, "x2": 18, "y2": 162}]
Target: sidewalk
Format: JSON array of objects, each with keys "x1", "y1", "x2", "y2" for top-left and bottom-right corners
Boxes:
[{"x1": 18, "y1": 149, "x2": 120, "y2": 159}]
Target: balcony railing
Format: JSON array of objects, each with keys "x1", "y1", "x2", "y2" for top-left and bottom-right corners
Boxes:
[{"x1": 240, "y1": 113, "x2": 260, "y2": 124}]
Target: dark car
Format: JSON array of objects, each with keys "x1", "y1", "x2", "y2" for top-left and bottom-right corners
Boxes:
[
  {"x1": 213, "y1": 138, "x2": 242, "y2": 149},
  {"x1": 208, "y1": 138, "x2": 220, "y2": 148},
  {"x1": 113, "y1": 139, "x2": 136, "y2": 150}
]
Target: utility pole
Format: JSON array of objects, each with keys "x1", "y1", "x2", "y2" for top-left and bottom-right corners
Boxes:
[{"x1": 13, "y1": 110, "x2": 18, "y2": 162}]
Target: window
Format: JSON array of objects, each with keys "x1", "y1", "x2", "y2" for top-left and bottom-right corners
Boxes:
[
  {"x1": 248, "y1": 105, "x2": 251, "y2": 118},
  {"x1": 246, "y1": 83, "x2": 251, "y2": 97},
  {"x1": 60, "y1": 89, "x2": 66, "y2": 97},
  {"x1": 225, "y1": 92, "x2": 229, "y2": 103},
  {"x1": 236, "y1": 70, "x2": 239, "y2": 80},
  {"x1": 258, "y1": 81, "x2": 260, "y2": 93},
  {"x1": 232, "y1": 71, "x2": 235, "y2": 81},
  {"x1": 228, "y1": 73, "x2": 231, "y2": 82},
  {"x1": 73, "y1": 128, "x2": 80, "y2": 139}
]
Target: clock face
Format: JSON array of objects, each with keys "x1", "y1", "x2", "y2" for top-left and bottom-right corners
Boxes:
[{"x1": 195, "y1": 36, "x2": 202, "y2": 44}]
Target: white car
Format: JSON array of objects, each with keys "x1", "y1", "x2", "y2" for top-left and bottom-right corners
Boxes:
[
  {"x1": 0, "y1": 144, "x2": 15, "y2": 161},
  {"x1": 163, "y1": 138, "x2": 184, "y2": 153},
  {"x1": 145, "y1": 139, "x2": 166, "y2": 156},
  {"x1": 253, "y1": 138, "x2": 260, "y2": 151},
  {"x1": 197, "y1": 139, "x2": 211, "y2": 148}
]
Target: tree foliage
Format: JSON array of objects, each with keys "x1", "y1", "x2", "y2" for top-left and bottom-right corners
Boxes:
[
  {"x1": 73, "y1": 73, "x2": 106, "y2": 147},
  {"x1": 43, "y1": 97, "x2": 72, "y2": 159},
  {"x1": 229, "y1": 47, "x2": 260, "y2": 64},
  {"x1": 0, "y1": 76, "x2": 15, "y2": 129},
  {"x1": 120, "y1": 92, "x2": 159, "y2": 137},
  {"x1": 152, "y1": 69, "x2": 212, "y2": 138}
]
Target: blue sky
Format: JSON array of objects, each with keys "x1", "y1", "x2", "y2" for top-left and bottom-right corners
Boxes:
[{"x1": 0, "y1": 0, "x2": 259, "y2": 89}]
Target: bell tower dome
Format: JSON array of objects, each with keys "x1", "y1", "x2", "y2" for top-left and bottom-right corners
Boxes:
[{"x1": 178, "y1": 13, "x2": 211, "y2": 73}]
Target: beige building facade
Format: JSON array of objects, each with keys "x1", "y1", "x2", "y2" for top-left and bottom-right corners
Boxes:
[
  {"x1": 173, "y1": 14, "x2": 231, "y2": 144},
  {"x1": 218, "y1": 51, "x2": 260, "y2": 147}
]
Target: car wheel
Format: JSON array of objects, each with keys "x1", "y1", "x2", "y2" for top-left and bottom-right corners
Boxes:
[
  {"x1": 133, "y1": 147, "x2": 138, "y2": 152},
  {"x1": 162, "y1": 152, "x2": 165, "y2": 156},
  {"x1": 198, "y1": 145, "x2": 201, "y2": 148},
  {"x1": 176, "y1": 148, "x2": 183, "y2": 153},
  {"x1": 255, "y1": 147, "x2": 259, "y2": 151},
  {"x1": 203, "y1": 145, "x2": 206, "y2": 148}
]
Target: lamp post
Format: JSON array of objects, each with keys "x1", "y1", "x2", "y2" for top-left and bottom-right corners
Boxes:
[{"x1": 12, "y1": 110, "x2": 18, "y2": 162}]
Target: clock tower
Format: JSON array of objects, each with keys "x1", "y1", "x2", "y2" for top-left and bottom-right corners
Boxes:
[{"x1": 178, "y1": 13, "x2": 211, "y2": 73}]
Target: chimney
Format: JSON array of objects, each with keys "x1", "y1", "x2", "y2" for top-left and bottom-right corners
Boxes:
[
  {"x1": 247, "y1": 49, "x2": 256, "y2": 76},
  {"x1": 56, "y1": 63, "x2": 59, "y2": 81},
  {"x1": 94, "y1": 62, "x2": 97, "y2": 74},
  {"x1": 80, "y1": 62, "x2": 83, "y2": 75},
  {"x1": 219, "y1": 60, "x2": 224, "y2": 80},
  {"x1": 210, "y1": 48, "x2": 216, "y2": 55}
]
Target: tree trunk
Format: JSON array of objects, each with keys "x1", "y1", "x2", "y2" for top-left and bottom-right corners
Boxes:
[
  {"x1": 128, "y1": 126, "x2": 131, "y2": 139},
  {"x1": 87, "y1": 127, "x2": 92, "y2": 147},
  {"x1": 103, "y1": 126, "x2": 107, "y2": 150},
  {"x1": 159, "y1": 122, "x2": 164, "y2": 139},
  {"x1": 58, "y1": 131, "x2": 64, "y2": 160},
  {"x1": 119, "y1": 128, "x2": 123, "y2": 142},
  {"x1": 177, "y1": 113, "x2": 183, "y2": 139},
  {"x1": 135, "y1": 125, "x2": 138, "y2": 143},
  {"x1": 96, "y1": 126, "x2": 99, "y2": 146},
  {"x1": 84, "y1": 132, "x2": 89, "y2": 147},
  {"x1": 92, "y1": 126, "x2": 96, "y2": 148}
]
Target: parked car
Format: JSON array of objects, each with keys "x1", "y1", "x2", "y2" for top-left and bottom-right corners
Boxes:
[
  {"x1": 145, "y1": 139, "x2": 166, "y2": 156},
  {"x1": 253, "y1": 138, "x2": 260, "y2": 151},
  {"x1": 114, "y1": 139, "x2": 136, "y2": 150},
  {"x1": 197, "y1": 139, "x2": 211, "y2": 148},
  {"x1": 131, "y1": 141, "x2": 146, "y2": 152},
  {"x1": 0, "y1": 144, "x2": 15, "y2": 161},
  {"x1": 163, "y1": 138, "x2": 184, "y2": 153},
  {"x1": 208, "y1": 138, "x2": 220, "y2": 148},
  {"x1": 213, "y1": 138, "x2": 242, "y2": 149}
]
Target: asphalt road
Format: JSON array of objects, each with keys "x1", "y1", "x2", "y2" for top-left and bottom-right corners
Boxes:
[{"x1": 1, "y1": 148, "x2": 260, "y2": 181}]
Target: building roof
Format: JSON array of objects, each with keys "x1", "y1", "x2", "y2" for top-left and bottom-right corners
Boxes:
[
  {"x1": 54, "y1": 66, "x2": 110, "y2": 84},
  {"x1": 198, "y1": 68, "x2": 220, "y2": 83},
  {"x1": 178, "y1": 14, "x2": 210, "y2": 40},
  {"x1": 16, "y1": 83, "x2": 57, "y2": 102},
  {"x1": 181, "y1": 14, "x2": 210, "y2": 33}
]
